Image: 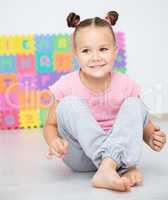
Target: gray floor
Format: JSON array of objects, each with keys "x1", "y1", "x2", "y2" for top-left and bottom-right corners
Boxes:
[{"x1": 0, "y1": 119, "x2": 168, "y2": 200}]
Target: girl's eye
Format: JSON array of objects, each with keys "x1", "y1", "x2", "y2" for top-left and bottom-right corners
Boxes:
[
  {"x1": 82, "y1": 49, "x2": 89, "y2": 53},
  {"x1": 100, "y1": 48, "x2": 108, "y2": 51}
]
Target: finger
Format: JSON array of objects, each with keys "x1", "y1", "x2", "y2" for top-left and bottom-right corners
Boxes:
[
  {"x1": 53, "y1": 140, "x2": 65, "y2": 154},
  {"x1": 49, "y1": 147, "x2": 62, "y2": 157},
  {"x1": 153, "y1": 140, "x2": 163, "y2": 147},
  {"x1": 51, "y1": 144, "x2": 62, "y2": 154},
  {"x1": 52, "y1": 139, "x2": 64, "y2": 154},
  {"x1": 46, "y1": 152, "x2": 53, "y2": 159},
  {"x1": 50, "y1": 140, "x2": 60, "y2": 152},
  {"x1": 56, "y1": 139, "x2": 68, "y2": 154},
  {"x1": 130, "y1": 175, "x2": 136, "y2": 186},
  {"x1": 48, "y1": 147, "x2": 54, "y2": 155},
  {"x1": 46, "y1": 151, "x2": 61, "y2": 159},
  {"x1": 46, "y1": 151, "x2": 57, "y2": 160},
  {"x1": 153, "y1": 135, "x2": 165, "y2": 143},
  {"x1": 154, "y1": 145, "x2": 161, "y2": 151},
  {"x1": 153, "y1": 130, "x2": 165, "y2": 137},
  {"x1": 154, "y1": 133, "x2": 166, "y2": 144}
]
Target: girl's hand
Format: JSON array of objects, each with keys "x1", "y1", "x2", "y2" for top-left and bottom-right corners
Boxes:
[
  {"x1": 149, "y1": 126, "x2": 166, "y2": 151},
  {"x1": 47, "y1": 136, "x2": 69, "y2": 159}
]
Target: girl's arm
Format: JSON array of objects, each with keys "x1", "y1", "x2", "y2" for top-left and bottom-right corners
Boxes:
[
  {"x1": 143, "y1": 118, "x2": 166, "y2": 151},
  {"x1": 139, "y1": 96, "x2": 166, "y2": 150},
  {"x1": 143, "y1": 119, "x2": 155, "y2": 145},
  {"x1": 43, "y1": 98, "x2": 60, "y2": 146}
]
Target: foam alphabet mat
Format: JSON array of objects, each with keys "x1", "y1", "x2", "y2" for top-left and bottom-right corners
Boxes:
[{"x1": 0, "y1": 32, "x2": 127, "y2": 129}]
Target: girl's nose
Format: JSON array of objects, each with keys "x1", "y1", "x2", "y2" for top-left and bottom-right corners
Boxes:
[{"x1": 91, "y1": 51, "x2": 101, "y2": 61}]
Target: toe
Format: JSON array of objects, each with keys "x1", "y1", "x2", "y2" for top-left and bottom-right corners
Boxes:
[
  {"x1": 121, "y1": 177, "x2": 132, "y2": 191},
  {"x1": 136, "y1": 176, "x2": 143, "y2": 185},
  {"x1": 130, "y1": 175, "x2": 136, "y2": 186},
  {"x1": 116, "y1": 180, "x2": 128, "y2": 192},
  {"x1": 135, "y1": 174, "x2": 143, "y2": 185}
]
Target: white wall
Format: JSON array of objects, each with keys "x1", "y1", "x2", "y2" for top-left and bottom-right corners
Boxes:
[{"x1": 0, "y1": 0, "x2": 168, "y2": 114}]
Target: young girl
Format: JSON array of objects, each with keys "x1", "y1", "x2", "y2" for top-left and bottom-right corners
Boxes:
[{"x1": 43, "y1": 11, "x2": 166, "y2": 192}]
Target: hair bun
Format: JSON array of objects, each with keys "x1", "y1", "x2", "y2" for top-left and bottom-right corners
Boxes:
[
  {"x1": 67, "y1": 12, "x2": 80, "y2": 27},
  {"x1": 106, "y1": 11, "x2": 119, "y2": 26}
]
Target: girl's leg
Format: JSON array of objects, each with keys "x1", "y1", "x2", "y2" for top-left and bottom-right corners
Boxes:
[
  {"x1": 56, "y1": 96, "x2": 104, "y2": 172},
  {"x1": 56, "y1": 96, "x2": 148, "y2": 171},
  {"x1": 106, "y1": 97, "x2": 148, "y2": 174},
  {"x1": 91, "y1": 97, "x2": 148, "y2": 190},
  {"x1": 56, "y1": 95, "x2": 107, "y2": 171},
  {"x1": 57, "y1": 120, "x2": 97, "y2": 172}
]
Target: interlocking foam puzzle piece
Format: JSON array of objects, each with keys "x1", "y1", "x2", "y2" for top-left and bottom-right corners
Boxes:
[
  {"x1": 36, "y1": 52, "x2": 54, "y2": 73},
  {"x1": 16, "y1": 54, "x2": 36, "y2": 74},
  {"x1": 0, "y1": 74, "x2": 18, "y2": 93},
  {"x1": 19, "y1": 109, "x2": 40, "y2": 128},
  {"x1": 35, "y1": 34, "x2": 54, "y2": 52},
  {"x1": 0, "y1": 32, "x2": 127, "y2": 129},
  {"x1": 17, "y1": 74, "x2": 37, "y2": 90},
  {"x1": 0, "y1": 75, "x2": 64, "y2": 104},
  {"x1": 18, "y1": 90, "x2": 39, "y2": 110},
  {"x1": 37, "y1": 89, "x2": 54, "y2": 109},
  {"x1": 0, "y1": 35, "x2": 17, "y2": 54},
  {"x1": 114, "y1": 49, "x2": 126, "y2": 68},
  {"x1": 54, "y1": 34, "x2": 71, "y2": 52},
  {"x1": 19, "y1": 89, "x2": 54, "y2": 110},
  {"x1": 113, "y1": 49, "x2": 127, "y2": 73},
  {"x1": 0, "y1": 111, "x2": 19, "y2": 129},
  {"x1": 15, "y1": 35, "x2": 35, "y2": 54},
  {"x1": 0, "y1": 92, "x2": 19, "y2": 111},
  {"x1": 0, "y1": 55, "x2": 16, "y2": 73},
  {"x1": 54, "y1": 53, "x2": 73, "y2": 72},
  {"x1": 36, "y1": 72, "x2": 60, "y2": 90},
  {"x1": 0, "y1": 94, "x2": 3, "y2": 111}
]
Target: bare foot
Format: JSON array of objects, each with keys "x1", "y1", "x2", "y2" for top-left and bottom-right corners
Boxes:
[
  {"x1": 121, "y1": 167, "x2": 143, "y2": 186},
  {"x1": 91, "y1": 158, "x2": 132, "y2": 192}
]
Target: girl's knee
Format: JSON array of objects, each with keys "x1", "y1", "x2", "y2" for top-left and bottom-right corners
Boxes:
[
  {"x1": 121, "y1": 97, "x2": 148, "y2": 123},
  {"x1": 123, "y1": 97, "x2": 148, "y2": 113},
  {"x1": 121, "y1": 97, "x2": 142, "y2": 114}
]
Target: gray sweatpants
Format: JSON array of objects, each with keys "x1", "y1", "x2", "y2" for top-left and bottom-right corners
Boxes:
[{"x1": 56, "y1": 96, "x2": 148, "y2": 174}]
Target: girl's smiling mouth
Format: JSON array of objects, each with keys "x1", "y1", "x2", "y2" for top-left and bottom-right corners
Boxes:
[{"x1": 88, "y1": 64, "x2": 106, "y2": 68}]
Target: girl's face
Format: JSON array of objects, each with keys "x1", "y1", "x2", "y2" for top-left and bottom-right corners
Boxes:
[{"x1": 73, "y1": 26, "x2": 118, "y2": 79}]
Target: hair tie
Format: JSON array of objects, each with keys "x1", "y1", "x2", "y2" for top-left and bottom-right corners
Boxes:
[
  {"x1": 104, "y1": 16, "x2": 111, "y2": 25},
  {"x1": 74, "y1": 19, "x2": 80, "y2": 27}
]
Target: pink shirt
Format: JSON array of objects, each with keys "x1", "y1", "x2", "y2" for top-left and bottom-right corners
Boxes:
[{"x1": 48, "y1": 70, "x2": 141, "y2": 134}]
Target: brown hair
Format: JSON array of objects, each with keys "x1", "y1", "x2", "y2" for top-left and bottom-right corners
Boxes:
[{"x1": 66, "y1": 11, "x2": 119, "y2": 48}]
